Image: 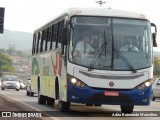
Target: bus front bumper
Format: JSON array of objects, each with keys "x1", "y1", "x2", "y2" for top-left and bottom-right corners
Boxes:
[{"x1": 67, "y1": 83, "x2": 152, "y2": 106}]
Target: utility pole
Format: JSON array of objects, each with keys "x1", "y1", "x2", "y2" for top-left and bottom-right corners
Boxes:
[{"x1": 95, "y1": 1, "x2": 106, "y2": 7}]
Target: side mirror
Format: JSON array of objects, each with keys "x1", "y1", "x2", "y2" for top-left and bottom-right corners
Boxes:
[
  {"x1": 151, "y1": 23, "x2": 158, "y2": 47},
  {"x1": 152, "y1": 33, "x2": 157, "y2": 47}
]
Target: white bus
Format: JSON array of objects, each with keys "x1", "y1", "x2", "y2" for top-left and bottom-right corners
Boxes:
[{"x1": 31, "y1": 8, "x2": 157, "y2": 113}]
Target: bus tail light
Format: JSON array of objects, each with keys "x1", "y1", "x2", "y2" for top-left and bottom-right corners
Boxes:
[{"x1": 136, "y1": 79, "x2": 152, "y2": 90}]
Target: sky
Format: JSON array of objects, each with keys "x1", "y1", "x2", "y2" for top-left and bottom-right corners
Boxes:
[{"x1": 0, "y1": 0, "x2": 160, "y2": 51}]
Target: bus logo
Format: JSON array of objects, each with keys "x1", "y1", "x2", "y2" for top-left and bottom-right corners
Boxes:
[{"x1": 109, "y1": 82, "x2": 114, "y2": 87}]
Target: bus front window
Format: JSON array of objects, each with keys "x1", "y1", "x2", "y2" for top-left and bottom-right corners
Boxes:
[
  {"x1": 69, "y1": 16, "x2": 112, "y2": 69},
  {"x1": 69, "y1": 16, "x2": 152, "y2": 71},
  {"x1": 112, "y1": 19, "x2": 152, "y2": 70}
]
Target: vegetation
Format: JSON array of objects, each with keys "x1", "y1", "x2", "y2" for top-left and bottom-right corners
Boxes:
[
  {"x1": 0, "y1": 53, "x2": 15, "y2": 76},
  {"x1": 0, "y1": 47, "x2": 26, "y2": 57},
  {"x1": 154, "y1": 57, "x2": 160, "y2": 77}
]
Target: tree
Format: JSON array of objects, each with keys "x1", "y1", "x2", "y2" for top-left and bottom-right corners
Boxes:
[
  {"x1": 16, "y1": 50, "x2": 25, "y2": 57},
  {"x1": 0, "y1": 48, "x2": 6, "y2": 54},
  {"x1": 6, "y1": 46, "x2": 16, "y2": 55},
  {"x1": 0, "y1": 53, "x2": 15, "y2": 76},
  {"x1": 154, "y1": 57, "x2": 160, "y2": 77}
]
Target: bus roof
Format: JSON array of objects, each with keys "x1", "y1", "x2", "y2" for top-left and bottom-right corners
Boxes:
[
  {"x1": 66, "y1": 8, "x2": 147, "y2": 19},
  {"x1": 34, "y1": 8, "x2": 148, "y2": 32}
]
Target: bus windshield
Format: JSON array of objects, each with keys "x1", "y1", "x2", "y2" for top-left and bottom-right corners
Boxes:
[{"x1": 69, "y1": 16, "x2": 152, "y2": 71}]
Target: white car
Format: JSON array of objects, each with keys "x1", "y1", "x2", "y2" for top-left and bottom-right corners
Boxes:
[
  {"x1": 1, "y1": 75, "x2": 20, "y2": 91},
  {"x1": 151, "y1": 78, "x2": 160, "y2": 101},
  {"x1": 19, "y1": 79, "x2": 27, "y2": 89}
]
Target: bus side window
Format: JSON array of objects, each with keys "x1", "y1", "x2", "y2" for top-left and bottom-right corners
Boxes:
[
  {"x1": 49, "y1": 26, "x2": 53, "y2": 50},
  {"x1": 44, "y1": 28, "x2": 49, "y2": 51},
  {"x1": 43, "y1": 29, "x2": 47, "y2": 52},
  {"x1": 54, "y1": 23, "x2": 59, "y2": 48},
  {"x1": 32, "y1": 34, "x2": 36, "y2": 55},
  {"x1": 35, "y1": 33, "x2": 39, "y2": 54},
  {"x1": 37, "y1": 32, "x2": 42, "y2": 53},
  {"x1": 50, "y1": 24, "x2": 56, "y2": 50},
  {"x1": 58, "y1": 20, "x2": 65, "y2": 48},
  {"x1": 46, "y1": 27, "x2": 51, "y2": 51}
]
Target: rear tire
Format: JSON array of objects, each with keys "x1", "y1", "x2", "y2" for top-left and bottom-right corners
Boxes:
[
  {"x1": 30, "y1": 92, "x2": 34, "y2": 97},
  {"x1": 94, "y1": 104, "x2": 102, "y2": 106},
  {"x1": 1, "y1": 87, "x2": 4, "y2": 90},
  {"x1": 38, "y1": 79, "x2": 46, "y2": 105},
  {"x1": 38, "y1": 95, "x2": 46, "y2": 104},
  {"x1": 120, "y1": 105, "x2": 134, "y2": 113},
  {"x1": 86, "y1": 103, "x2": 93, "y2": 106},
  {"x1": 16, "y1": 89, "x2": 20, "y2": 91},
  {"x1": 26, "y1": 90, "x2": 30, "y2": 96},
  {"x1": 47, "y1": 97, "x2": 55, "y2": 106}
]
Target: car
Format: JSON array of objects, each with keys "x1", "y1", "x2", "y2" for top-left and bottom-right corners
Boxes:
[
  {"x1": 151, "y1": 78, "x2": 160, "y2": 101},
  {"x1": 26, "y1": 78, "x2": 34, "y2": 96},
  {"x1": 19, "y1": 79, "x2": 27, "y2": 89},
  {"x1": 1, "y1": 75, "x2": 20, "y2": 91}
]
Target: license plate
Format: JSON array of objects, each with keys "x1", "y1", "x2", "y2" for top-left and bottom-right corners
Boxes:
[{"x1": 104, "y1": 91, "x2": 119, "y2": 96}]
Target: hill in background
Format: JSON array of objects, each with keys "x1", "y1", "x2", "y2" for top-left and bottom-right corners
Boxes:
[{"x1": 0, "y1": 29, "x2": 33, "y2": 50}]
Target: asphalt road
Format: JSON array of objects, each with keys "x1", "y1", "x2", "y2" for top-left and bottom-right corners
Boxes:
[
  {"x1": 0, "y1": 89, "x2": 160, "y2": 120},
  {"x1": 0, "y1": 89, "x2": 52, "y2": 120}
]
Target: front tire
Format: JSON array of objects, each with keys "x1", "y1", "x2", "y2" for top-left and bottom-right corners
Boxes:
[
  {"x1": 57, "y1": 87, "x2": 70, "y2": 112},
  {"x1": 58, "y1": 100, "x2": 70, "y2": 112},
  {"x1": 151, "y1": 92, "x2": 155, "y2": 101},
  {"x1": 120, "y1": 105, "x2": 134, "y2": 113}
]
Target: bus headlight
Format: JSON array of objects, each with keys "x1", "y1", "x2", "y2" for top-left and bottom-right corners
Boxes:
[
  {"x1": 70, "y1": 77, "x2": 87, "y2": 88},
  {"x1": 136, "y1": 79, "x2": 152, "y2": 90}
]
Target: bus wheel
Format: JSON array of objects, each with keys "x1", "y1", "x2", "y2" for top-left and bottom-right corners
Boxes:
[
  {"x1": 58, "y1": 92, "x2": 70, "y2": 112},
  {"x1": 86, "y1": 103, "x2": 93, "y2": 106},
  {"x1": 30, "y1": 92, "x2": 34, "y2": 97},
  {"x1": 47, "y1": 97, "x2": 55, "y2": 106},
  {"x1": 151, "y1": 92, "x2": 155, "y2": 101},
  {"x1": 58, "y1": 100, "x2": 70, "y2": 112},
  {"x1": 38, "y1": 84, "x2": 46, "y2": 104},
  {"x1": 29, "y1": 86, "x2": 34, "y2": 97},
  {"x1": 38, "y1": 93, "x2": 46, "y2": 104},
  {"x1": 120, "y1": 105, "x2": 134, "y2": 113},
  {"x1": 94, "y1": 104, "x2": 102, "y2": 106},
  {"x1": 26, "y1": 90, "x2": 30, "y2": 96}
]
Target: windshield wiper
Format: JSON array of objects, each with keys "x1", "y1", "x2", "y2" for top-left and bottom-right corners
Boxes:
[
  {"x1": 114, "y1": 48, "x2": 137, "y2": 73},
  {"x1": 88, "y1": 31, "x2": 107, "y2": 71},
  {"x1": 88, "y1": 42, "x2": 107, "y2": 71}
]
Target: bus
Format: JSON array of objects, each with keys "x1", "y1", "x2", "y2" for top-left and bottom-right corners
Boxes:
[{"x1": 31, "y1": 8, "x2": 157, "y2": 113}]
